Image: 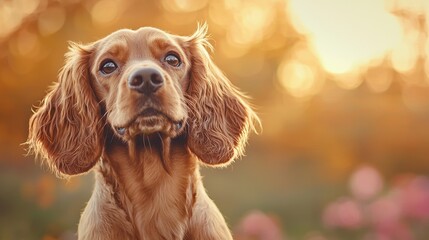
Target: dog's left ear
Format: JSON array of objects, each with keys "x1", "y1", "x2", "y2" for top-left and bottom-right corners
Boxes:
[
  {"x1": 182, "y1": 25, "x2": 260, "y2": 166},
  {"x1": 27, "y1": 42, "x2": 103, "y2": 177}
]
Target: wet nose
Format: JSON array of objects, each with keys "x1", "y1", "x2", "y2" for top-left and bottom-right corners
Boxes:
[{"x1": 128, "y1": 67, "x2": 164, "y2": 94}]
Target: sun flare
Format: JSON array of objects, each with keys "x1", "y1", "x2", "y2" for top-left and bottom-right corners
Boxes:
[{"x1": 288, "y1": 0, "x2": 402, "y2": 74}]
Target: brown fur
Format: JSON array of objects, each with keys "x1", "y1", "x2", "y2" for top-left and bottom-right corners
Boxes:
[{"x1": 27, "y1": 24, "x2": 259, "y2": 240}]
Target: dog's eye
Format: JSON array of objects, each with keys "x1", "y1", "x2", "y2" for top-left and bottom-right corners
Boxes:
[
  {"x1": 164, "y1": 53, "x2": 181, "y2": 67},
  {"x1": 100, "y1": 60, "x2": 117, "y2": 75}
]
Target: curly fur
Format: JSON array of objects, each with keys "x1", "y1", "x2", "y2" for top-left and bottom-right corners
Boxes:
[
  {"x1": 183, "y1": 25, "x2": 259, "y2": 165},
  {"x1": 28, "y1": 42, "x2": 103, "y2": 176}
]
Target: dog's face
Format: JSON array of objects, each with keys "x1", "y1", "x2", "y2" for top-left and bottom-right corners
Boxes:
[
  {"x1": 90, "y1": 28, "x2": 189, "y2": 140},
  {"x1": 28, "y1": 25, "x2": 259, "y2": 176}
]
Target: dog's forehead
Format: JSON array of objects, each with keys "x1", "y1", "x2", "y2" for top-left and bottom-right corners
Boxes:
[
  {"x1": 99, "y1": 27, "x2": 175, "y2": 47},
  {"x1": 92, "y1": 28, "x2": 185, "y2": 62}
]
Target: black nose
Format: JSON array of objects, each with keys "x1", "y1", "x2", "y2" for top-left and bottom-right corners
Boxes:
[{"x1": 128, "y1": 67, "x2": 164, "y2": 94}]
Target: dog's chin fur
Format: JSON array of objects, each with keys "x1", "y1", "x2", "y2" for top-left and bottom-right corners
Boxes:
[{"x1": 113, "y1": 116, "x2": 184, "y2": 141}]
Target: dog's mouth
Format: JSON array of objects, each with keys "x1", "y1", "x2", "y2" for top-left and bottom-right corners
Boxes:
[{"x1": 113, "y1": 108, "x2": 185, "y2": 140}]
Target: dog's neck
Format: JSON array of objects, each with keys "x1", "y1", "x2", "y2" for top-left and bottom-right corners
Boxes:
[{"x1": 98, "y1": 135, "x2": 198, "y2": 238}]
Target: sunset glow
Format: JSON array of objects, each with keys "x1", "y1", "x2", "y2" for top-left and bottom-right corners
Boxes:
[{"x1": 289, "y1": 0, "x2": 402, "y2": 74}]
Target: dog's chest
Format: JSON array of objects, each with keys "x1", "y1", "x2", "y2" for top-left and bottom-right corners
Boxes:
[{"x1": 101, "y1": 147, "x2": 196, "y2": 239}]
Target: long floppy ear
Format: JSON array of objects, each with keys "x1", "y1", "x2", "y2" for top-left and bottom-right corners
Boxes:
[
  {"x1": 27, "y1": 42, "x2": 103, "y2": 177},
  {"x1": 184, "y1": 25, "x2": 260, "y2": 166}
]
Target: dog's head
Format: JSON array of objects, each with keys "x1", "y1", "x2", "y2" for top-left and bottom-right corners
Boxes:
[{"x1": 28, "y1": 25, "x2": 259, "y2": 176}]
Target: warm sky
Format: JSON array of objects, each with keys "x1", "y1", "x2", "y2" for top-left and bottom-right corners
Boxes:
[{"x1": 288, "y1": 0, "x2": 427, "y2": 74}]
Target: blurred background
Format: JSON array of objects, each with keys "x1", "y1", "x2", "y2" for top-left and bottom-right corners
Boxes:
[{"x1": 1, "y1": 0, "x2": 429, "y2": 239}]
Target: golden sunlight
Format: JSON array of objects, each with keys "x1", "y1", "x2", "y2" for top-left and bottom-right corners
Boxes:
[
  {"x1": 38, "y1": 6, "x2": 66, "y2": 36},
  {"x1": 162, "y1": 0, "x2": 208, "y2": 12},
  {"x1": 288, "y1": 0, "x2": 402, "y2": 74},
  {"x1": 278, "y1": 60, "x2": 318, "y2": 98},
  {"x1": 0, "y1": 0, "x2": 39, "y2": 39},
  {"x1": 227, "y1": 2, "x2": 275, "y2": 47},
  {"x1": 91, "y1": 0, "x2": 123, "y2": 26}
]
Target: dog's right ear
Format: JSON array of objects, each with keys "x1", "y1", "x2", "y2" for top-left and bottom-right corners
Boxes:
[
  {"x1": 183, "y1": 24, "x2": 260, "y2": 166},
  {"x1": 27, "y1": 42, "x2": 103, "y2": 177}
]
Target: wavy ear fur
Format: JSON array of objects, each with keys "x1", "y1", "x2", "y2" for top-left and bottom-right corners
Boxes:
[
  {"x1": 27, "y1": 42, "x2": 103, "y2": 176},
  {"x1": 184, "y1": 25, "x2": 260, "y2": 166}
]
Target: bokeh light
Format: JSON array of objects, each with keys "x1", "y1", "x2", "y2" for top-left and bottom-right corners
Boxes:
[
  {"x1": 349, "y1": 165, "x2": 384, "y2": 201},
  {"x1": 322, "y1": 198, "x2": 364, "y2": 229},
  {"x1": 162, "y1": 0, "x2": 208, "y2": 13},
  {"x1": 38, "y1": 6, "x2": 66, "y2": 36},
  {"x1": 278, "y1": 60, "x2": 317, "y2": 98},
  {"x1": 90, "y1": 0, "x2": 123, "y2": 26},
  {"x1": 289, "y1": 0, "x2": 402, "y2": 74}
]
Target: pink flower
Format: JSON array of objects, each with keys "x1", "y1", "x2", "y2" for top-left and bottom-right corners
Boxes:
[
  {"x1": 235, "y1": 211, "x2": 285, "y2": 240},
  {"x1": 349, "y1": 165, "x2": 384, "y2": 201},
  {"x1": 397, "y1": 176, "x2": 429, "y2": 221},
  {"x1": 364, "y1": 223, "x2": 413, "y2": 240},
  {"x1": 322, "y1": 198, "x2": 364, "y2": 229},
  {"x1": 368, "y1": 194, "x2": 401, "y2": 230}
]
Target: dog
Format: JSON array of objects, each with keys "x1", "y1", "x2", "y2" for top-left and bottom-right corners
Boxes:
[{"x1": 27, "y1": 24, "x2": 259, "y2": 239}]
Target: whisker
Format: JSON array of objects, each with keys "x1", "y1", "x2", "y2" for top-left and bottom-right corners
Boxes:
[
  {"x1": 158, "y1": 132, "x2": 163, "y2": 145},
  {"x1": 142, "y1": 134, "x2": 147, "y2": 150},
  {"x1": 146, "y1": 135, "x2": 152, "y2": 153},
  {"x1": 158, "y1": 133, "x2": 171, "y2": 175}
]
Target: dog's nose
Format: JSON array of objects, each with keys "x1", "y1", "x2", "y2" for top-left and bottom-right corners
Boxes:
[{"x1": 128, "y1": 67, "x2": 164, "y2": 94}]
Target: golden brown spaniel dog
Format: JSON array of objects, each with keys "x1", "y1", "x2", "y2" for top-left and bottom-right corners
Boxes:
[{"x1": 27, "y1": 24, "x2": 259, "y2": 240}]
